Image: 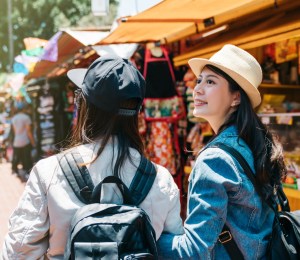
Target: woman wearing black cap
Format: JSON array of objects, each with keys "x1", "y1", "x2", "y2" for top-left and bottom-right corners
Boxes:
[
  {"x1": 2, "y1": 55, "x2": 184, "y2": 259},
  {"x1": 157, "y1": 45, "x2": 287, "y2": 259}
]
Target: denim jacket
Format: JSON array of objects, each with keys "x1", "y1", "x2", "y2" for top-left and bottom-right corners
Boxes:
[{"x1": 158, "y1": 125, "x2": 274, "y2": 259}]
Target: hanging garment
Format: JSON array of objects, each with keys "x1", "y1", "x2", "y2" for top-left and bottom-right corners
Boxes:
[
  {"x1": 146, "y1": 121, "x2": 176, "y2": 175},
  {"x1": 142, "y1": 46, "x2": 185, "y2": 179}
]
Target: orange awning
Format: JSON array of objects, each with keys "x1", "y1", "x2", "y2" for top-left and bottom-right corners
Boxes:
[
  {"x1": 98, "y1": 0, "x2": 278, "y2": 44},
  {"x1": 99, "y1": 22, "x2": 198, "y2": 44},
  {"x1": 173, "y1": 6, "x2": 300, "y2": 66},
  {"x1": 127, "y1": 0, "x2": 275, "y2": 24}
]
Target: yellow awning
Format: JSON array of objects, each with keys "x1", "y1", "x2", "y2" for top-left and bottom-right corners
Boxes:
[
  {"x1": 98, "y1": 0, "x2": 278, "y2": 44},
  {"x1": 173, "y1": 6, "x2": 300, "y2": 66}
]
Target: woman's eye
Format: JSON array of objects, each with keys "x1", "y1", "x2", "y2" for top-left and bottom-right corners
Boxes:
[
  {"x1": 207, "y1": 80, "x2": 214, "y2": 84},
  {"x1": 196, "y1": 78, "x2": 202, "y2": 84}
]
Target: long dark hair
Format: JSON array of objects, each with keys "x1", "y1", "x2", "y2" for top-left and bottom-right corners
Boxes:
[
  {"x1": 206, "y1": 65, "x2": 286, "y2": 199},
  {"x1": 66, "y1": 90, "x2": 145, "y2": 177}
]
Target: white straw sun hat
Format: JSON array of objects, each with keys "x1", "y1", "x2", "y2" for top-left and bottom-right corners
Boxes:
[{"x1": 188, "y1": 44, "x2": 262, "y2": 108}]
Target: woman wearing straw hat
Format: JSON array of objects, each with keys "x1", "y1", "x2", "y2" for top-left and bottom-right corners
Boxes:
[{"x1": 157, "y1": 44, "x2": 287, "y2": 259}]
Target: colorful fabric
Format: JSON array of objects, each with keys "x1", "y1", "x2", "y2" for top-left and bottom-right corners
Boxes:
[
  {"x1": 40, "y1": 32, "x2": 62, "y2": 62},
  {"x1": 21, "y1": 47, "x2": 44, "y2": 57},
  {"x1": 146, "y1": 121, "x2": 176, "y2": 175},
  {"x1": 13, "y1": 62, "x2": 29, "y2": 75},
  {"x1": 144, "y1": 96, "x2": 185, "y2": 119},
  {"x1": 23, "y1": 37, "x2": 48, "y2": 50}
]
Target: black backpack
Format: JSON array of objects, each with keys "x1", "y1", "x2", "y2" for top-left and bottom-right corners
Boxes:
[
  {"x1": 210, "y1": 143, "x2": 300, "y2": 260},
  {"x1": 57, "y1": 150, "x2": 158, "y2": 260}
]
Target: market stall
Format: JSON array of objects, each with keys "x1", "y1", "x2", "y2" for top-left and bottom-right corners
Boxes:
[
  {"x1": 23, "y1": 29, "x2": 110, "y2": 158},
  {"x1": 26, "y1": 29, "x2": 109, "y2": 80},
  {"x1": 170, "y1": 2, "x2": 300, "y2": 204},
  {"x1": 95, "y1": 0, "x2": 300, "y2": 208}
]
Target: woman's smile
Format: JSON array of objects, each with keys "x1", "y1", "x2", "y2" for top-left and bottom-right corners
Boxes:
[{"x1": 194, "y1": 99, "x2": 207, "y2": 106}]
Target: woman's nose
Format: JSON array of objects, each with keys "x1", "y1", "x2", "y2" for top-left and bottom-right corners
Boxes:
[{"x1": 194, "y1": 82, "x2": 204, "y2": 94}]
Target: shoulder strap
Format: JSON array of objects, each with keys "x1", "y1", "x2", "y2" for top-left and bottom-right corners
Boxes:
[
  {"x1": 207, "y1": 142, "x2": 290, "y2": 260},
  {"x1": 211, "y1": 143, "x2": 290, "y2": 211},
  {"x1": 218, "y1": 224, "x2": 244, "y2": 260},
  {"x1": 129, "y1": 156, "x2": 157, "y2": 206},
  {"x1": 57, "y1": 149, "x2": 94, "y2": 204},
  {"x1": 211, "y1": 143, "x2": 260, "y2": 194},
  {"x1": 57, "y1": 151, "x2": 156, "y2": 206},
  {"x1": 207, "y1": 142, "x2": 256, "y2": 260}
]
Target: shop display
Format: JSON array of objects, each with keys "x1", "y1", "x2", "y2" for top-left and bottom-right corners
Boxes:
[
  {"x1": 258, "y1": 56, "x2": 300, "y2": 192},
  {"x1": 257, "y1": 77, "x2": 300, "y2": 191},
  {"x1": 141, "y1": 46, "x2": 186, "y2": 181},
  {"x1": 31, "y1": 79, "x2": 73, "y2": 159},
  {"x1": 36, "y1": 83, "x2": 57, "y2": 157},
  {"x1": 144, "y1": 96, "x2": 184, "y2": 120}
]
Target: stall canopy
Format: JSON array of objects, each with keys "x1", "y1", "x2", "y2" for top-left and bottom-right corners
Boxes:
[
  {"x1": 26, "y1": 30, "x2": 109, "y2": 80},
  {"x1": 92, "y1": 43, "x2": 138, "y2": 59},
  {"x1": 173, "y1": 3, "x2": 300, "y2": 66},
  {"x1": 98, "y1": 0, "x2": 279, "y2": 44}
]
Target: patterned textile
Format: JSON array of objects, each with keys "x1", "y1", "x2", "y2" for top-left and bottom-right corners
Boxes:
[{"x1": 146, "y1": 121, "x2": 176, "y2": 175}]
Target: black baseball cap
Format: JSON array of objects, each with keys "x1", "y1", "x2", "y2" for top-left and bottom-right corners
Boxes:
[{"x1": 67, "y1": 55, "x2": 146, "y2": 115}]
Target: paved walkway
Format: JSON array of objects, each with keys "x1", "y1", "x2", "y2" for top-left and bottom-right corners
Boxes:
[{"x1": 0, "y1": 162, "x2": 26, "y2": 249}]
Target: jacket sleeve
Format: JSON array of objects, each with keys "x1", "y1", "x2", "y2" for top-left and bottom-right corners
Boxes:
[
  {"x1": 157, "y1": 148, "x2": 242, "y2": 259},
  {"x1": 2, "y1": 166, "x2": 49, "y2": 259}
]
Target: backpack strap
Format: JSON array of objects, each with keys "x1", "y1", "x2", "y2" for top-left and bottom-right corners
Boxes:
[
  {"x1": 207, "y1": 142, "x2": 288, "y2": 260},
  {"x1": 211, "y1": 143, "x2": 288, "y2": 210},
  {"x1": 57, "y1": 149, "x2": 94, "y2": 204},
  {"x1": 211, "y1": 143, "x2": 260, "y2": 193},
  {"x1": 57, "y1": 150, "x2": 156, "y2": 206},
  {"x1": 209, "y1": 142, "x2": 257, "y2": 260},
  {"x1": 129, "y1": 156, "x2": 157, "y2": 206},
  {"x1": 89, "y1": 157, "x2": 157, "y2": 206},
  {"x1": 218, "y1": 224, "x2": 244, "y2": 260},
  {"x1": 91, "y1": 175, "x2": 133, "y2": 204}
]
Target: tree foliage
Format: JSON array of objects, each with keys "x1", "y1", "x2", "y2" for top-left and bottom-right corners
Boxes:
[{"x1": 0, "y1": 0, "x2": 118, "y2": 73}]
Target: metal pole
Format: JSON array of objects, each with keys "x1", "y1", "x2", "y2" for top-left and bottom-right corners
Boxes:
[
  {"x1": 7, "y1": 0, "x2": 14, "y2": 72},
  {"x1": 134, "y1": 0, "x2": 138, "y2": 13}
]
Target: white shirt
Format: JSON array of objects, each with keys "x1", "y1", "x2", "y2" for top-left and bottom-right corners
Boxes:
[
  {"x1": 11, "y1": 113, "x2": 32, "y2": 147},
  {"x1": 2, "y1": 141, "x2": 183, "y2": 259}
]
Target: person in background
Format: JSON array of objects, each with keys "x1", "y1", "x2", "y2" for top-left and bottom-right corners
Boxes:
[
  {"x1": 10, "y1": 101, "x2": 35, "y2": 179},
  {"x1": 157, "y1": 44, "x2": 287, "y2": 259},
  {"x1": 0, "y1": 101, "x2": 8, "y2": 162},
  {"x1": 2, "y1": 55, "x2": 183, "y2": 259}
]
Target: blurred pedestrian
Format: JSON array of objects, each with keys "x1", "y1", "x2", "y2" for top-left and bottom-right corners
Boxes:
[{"x1": 10, "y1": 101, "x2": 35, "y2": 178}]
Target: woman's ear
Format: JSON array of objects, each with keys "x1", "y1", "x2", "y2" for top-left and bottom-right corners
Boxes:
[{"x1": 231, "y1": 92, "x2": 241, "y2": 107}]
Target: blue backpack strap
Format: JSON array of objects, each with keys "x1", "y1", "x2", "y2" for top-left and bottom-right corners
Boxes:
[
  {"x1": 129, "y1": 156, "x2": 157, "y2": 206},
  {"x1": 57, "y1": 149, "x2": 94, "y2": 204}
]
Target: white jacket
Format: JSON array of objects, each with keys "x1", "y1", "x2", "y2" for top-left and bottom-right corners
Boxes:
[{"x1": 2, "y1": 141, "x2": 183, "y2": 259}]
